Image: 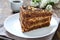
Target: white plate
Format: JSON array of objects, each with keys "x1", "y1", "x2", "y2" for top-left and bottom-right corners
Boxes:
[{"x1": 4, "y1": 13, "x2": 59, "y2": 38}]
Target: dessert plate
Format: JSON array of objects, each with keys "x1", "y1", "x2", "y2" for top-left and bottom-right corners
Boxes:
[{"x1": 4, "y1": 13, "x2": 59, "y2": 38}]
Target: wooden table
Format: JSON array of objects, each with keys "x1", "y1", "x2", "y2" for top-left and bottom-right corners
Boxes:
[{"x1": 0, "y1": 0, "x2": 60, "y2": 40}]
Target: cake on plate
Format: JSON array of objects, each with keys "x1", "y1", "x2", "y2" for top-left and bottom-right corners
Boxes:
[{"x1": 20, "y1": 6, "x2": 52, "y2": 32}]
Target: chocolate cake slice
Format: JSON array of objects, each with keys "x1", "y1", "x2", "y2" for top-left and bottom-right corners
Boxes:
[{"x1": 20, "y1": 6, "x2": 52, "y2": 32}]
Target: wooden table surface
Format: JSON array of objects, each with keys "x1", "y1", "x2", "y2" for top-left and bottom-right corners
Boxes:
[{"x1": 0, "y1": 0, "x2": 60, "y2": 40}]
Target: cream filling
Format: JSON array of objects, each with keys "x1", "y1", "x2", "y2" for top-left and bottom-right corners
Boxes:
[{"x1": 28, "y1": 16, "x2": 51, "y2": 22}]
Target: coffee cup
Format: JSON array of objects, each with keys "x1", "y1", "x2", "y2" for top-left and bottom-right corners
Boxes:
[{"x1": 9, "y1": 0, "x2": 23, "y2": 12}]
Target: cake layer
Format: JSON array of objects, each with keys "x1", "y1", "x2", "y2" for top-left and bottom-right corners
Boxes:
[
  {"x1": 20, "y1": 7, "x2": 52, "y2": 19},
  {"x1": 22, "y1": 16, "x2": 51, "y2": 27},
  {"x1": 22, "y1": 21, "x2": 50, "y2": 32},
  {"x1": 21, "y1": 16, "x2": 51, "y2": 32}
]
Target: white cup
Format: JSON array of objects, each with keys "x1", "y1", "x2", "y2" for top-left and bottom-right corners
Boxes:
[{"x1": 9, "y1": 0, "x2": 23, "y2": 12}]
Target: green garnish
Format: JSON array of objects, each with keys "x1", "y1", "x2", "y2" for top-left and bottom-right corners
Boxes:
[
  {"x1": 47, "y1": 2, "x2": 54, "y2": 6},
  {"x1": 44, "y1": 2, "x2": 54, "y2": 9},
  {"x1": 32, "y1": 0, "x2": 34, "y2": 2},
  {"x1": 36, "y1": 0, "x2": 41, "y2": 2},
  {"x1": 32, "y1": 0, "x2": 41, "y2": 3}
]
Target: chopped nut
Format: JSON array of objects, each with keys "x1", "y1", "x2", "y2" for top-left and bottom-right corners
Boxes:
[
  {"x1": 28, "y1": 19, "x2": 36, "y2": 22},
  {"x1": 28, "y1": 6, "x2": 31, "y2": 9},
  {"x1": 31, "y1": 7, "x2": 37, "y2": 11},
  {"x1": 42, "y1": 10, "x2": 44, "y2": 12}
]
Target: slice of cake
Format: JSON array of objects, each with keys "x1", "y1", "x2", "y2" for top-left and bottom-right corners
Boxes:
[{"x1": 20, "y1": 6, "x2": 52, "y2": 32}]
